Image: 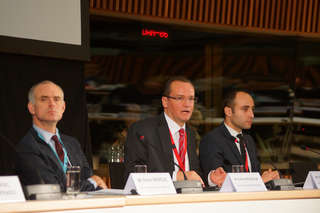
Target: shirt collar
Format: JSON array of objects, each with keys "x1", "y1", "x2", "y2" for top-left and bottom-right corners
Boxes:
[
  {"x1": 164, "y1": 112, "x2": 186, "y2": 134},
  {"x1": 224, "y1": 122, "x2": 242, "y2": 139},
  {"x1": 33, "y1": 124, "x2": 61, "y2": 144}
]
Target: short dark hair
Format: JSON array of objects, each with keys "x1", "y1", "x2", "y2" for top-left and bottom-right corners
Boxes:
[
  {"x1": 162, "y1": 76, "x2": 194, "y2": 96},
  {"x1": 223, "y1": 88, "x2": 253, "y2": 110}
]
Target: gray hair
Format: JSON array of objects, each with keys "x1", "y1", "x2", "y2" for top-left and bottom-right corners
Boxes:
[{"x1": 28, "y1": 80, "x2": 64, "y2": 104}]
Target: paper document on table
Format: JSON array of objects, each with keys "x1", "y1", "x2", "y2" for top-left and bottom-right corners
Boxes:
[{"x1": 87, "y1": 188, "x2": 130, "y2": 195}]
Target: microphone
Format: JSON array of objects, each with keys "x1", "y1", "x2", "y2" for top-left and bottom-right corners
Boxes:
[
  {"x1": 0, "y1": 132, "x2": 45, "y2": 185},
  {"x1": 136, "y1": 134, "x2": 188, "y2": 182},
  {"x1": 0, "y1": 132, "x2": 45, "y2": 183},
  {"x1": 136, "y1": 132, "x2": 145, "y2": 142},
  {"x1": 0, "y1": 132, "x2": 18, "y2": 175},
  {"x1": 133, "y1": 131, "x2": 202, "y2": 193},
  {"x1": 266, "y1": 160, "x2": 282, "y2": 176},
  {"x1": 0, "y1": 131, "x2": 61, "y2": 200},
  {"x1": 173, "y1": 162, "x2": 202, "y2": 193},
  {"x1": 132, "y1": 132, "x2": 148, "y2": 165},
  {"x1": 170, "y1": 141, "x2": 203, "y2": 193},
  {"x1": 300, "y1": 145, "x2": 320, "y2": 156},
  {"x1": 174, "y1": 162, "x2": 187, "y2": 180},
  {"x1": 263, "y1": 160, "x2": 296, "y2": 190}
]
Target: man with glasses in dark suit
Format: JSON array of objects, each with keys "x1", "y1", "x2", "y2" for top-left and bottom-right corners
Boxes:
[{"x1": 124, "y1": 76, "x2": 204, "y2": 185}]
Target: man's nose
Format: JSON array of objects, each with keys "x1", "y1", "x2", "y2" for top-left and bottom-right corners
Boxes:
[
  {"x1": 48, "y1": 98, "x2": 56, "y2": 106},
  {"x1": 249, "y1": 109, "x2": 254, "y2": 118}
]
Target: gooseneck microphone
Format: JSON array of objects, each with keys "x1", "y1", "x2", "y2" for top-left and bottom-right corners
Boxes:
[
  {"x1": 174, "y1": 162, "x2": 187, "y2": 180},
  {"x1": 0, "y1": 131, "x2": 62, "y2": 200},
  {"x1": 266, "y1": 160, "x2": 282, "y2": 176},
  {"x1": 0, "y1": 132, "x2": 45, "y2": 182},
  {"x1": 134, "y1": 131, "x2": 202, "y2": 193},
  {"x1": 0, "y1": 132, "x2": 45, "y2": 184},
  {"x1": 300, "y1": 145, "x2": 320, "y2": 156},
  {"x1": 170, "y1": 142, "x2": 188, "y2": 180}
]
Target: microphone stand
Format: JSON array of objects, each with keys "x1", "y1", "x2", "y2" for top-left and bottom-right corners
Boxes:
[
  {"x1": 0, "y1": 132, "x2": 62, "y2": 200},
  {"x1": 174, "y1": 163, "x2": 187, "y2": 180},
  {"x1": 282, "y1": 88, "x2": 295, "y2": 161},
  {"x1": 300, "y1": 145, "x2": 320, "y2": 156},
  {"x1": 0, "y1": 132, "x2": 17, "y2": 175},
  {"x1": 173, "y1": 163, "x2": 203, "y2": 193},
  {"x1": 135, "y1": 132, "x2": 203, "y2": 193}
]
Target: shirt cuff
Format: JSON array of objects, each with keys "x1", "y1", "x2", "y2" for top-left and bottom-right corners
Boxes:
[
  {"x1": 88, "y1": 177, "x2": 98, "y2": 189},
  {"x1": 207, "y1": 170, "x2": 217, "y2": 186}
]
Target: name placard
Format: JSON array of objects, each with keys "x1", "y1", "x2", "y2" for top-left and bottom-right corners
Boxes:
[
  {"x1": 124, "y1": 173, "x2": 177, "y2": 195},
  {"x1": 220, "y1": 172, "x2": 267, "y2": 192},
  {"x1": 303, "y1": 171, "x2": 320, "y2": 189},
  {"x1": 0, "y1": 176, "x2": 25, "y2": 203}
]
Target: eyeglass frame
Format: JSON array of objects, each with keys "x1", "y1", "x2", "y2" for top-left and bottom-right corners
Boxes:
[{"x1": 163, "y1": 95, "x2": 198, "y2": 103}]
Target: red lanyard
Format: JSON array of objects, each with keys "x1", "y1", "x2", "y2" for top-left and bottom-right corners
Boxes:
[{"x1": 169, "y1": 129, "x2": 187, "y2": 172}]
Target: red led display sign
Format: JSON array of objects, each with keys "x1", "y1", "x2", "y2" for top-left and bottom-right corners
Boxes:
[{"x1": 141, "y1": 29, "x2": 169, "y2": 39}]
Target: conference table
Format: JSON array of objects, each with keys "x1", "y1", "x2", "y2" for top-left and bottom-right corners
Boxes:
[{"x1": 1, "y1": 189, "x2": 319, "y2": 213}]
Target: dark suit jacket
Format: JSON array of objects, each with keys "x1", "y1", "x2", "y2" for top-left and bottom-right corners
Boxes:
[
  {"x1": 124, "y1": 113, "x2": 201, "y2": 181},
  {"x1": 199, "y1": 123, "x2": 260, "y2": 179},
  {"x1": 15, "y1": 128, "x2": 95, "y2": 192}
]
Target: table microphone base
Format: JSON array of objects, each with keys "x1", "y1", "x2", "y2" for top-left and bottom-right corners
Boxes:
[
  {"x1": 26, "y1": 184, "x2": 62, "y2": 200},
  {"x1": 173, "y1": 180, "x2": 203, "y2": 194},
  {"x1": 265, "y1": 179, "x2": 295, "y2": 191}
]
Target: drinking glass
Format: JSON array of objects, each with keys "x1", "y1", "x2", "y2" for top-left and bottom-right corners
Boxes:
[
  {"x1": 232, "y1": 165, "x2": 244, "y2": 173},
  {"x1": 66, "y1": 166, "x2": 81, "y2": 194},
  {"x1": 134, "y1": 165, "x2": 147, "y2": 173}
]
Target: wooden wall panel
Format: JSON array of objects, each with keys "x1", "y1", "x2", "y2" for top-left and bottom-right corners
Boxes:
[{"x1": 89, "y1": 0, "x2": 320, "y2": 37}]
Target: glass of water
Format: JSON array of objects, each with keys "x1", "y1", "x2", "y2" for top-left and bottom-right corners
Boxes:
[
  {"x1": 66, "y1": 166, "x2": 81, "y2": 194},
  {"x1": 232, "y1": 165, "x2": 244, "y2": 173},
  {"x1": 134, "y1": 165, "x2": 147, "y2": 173}
]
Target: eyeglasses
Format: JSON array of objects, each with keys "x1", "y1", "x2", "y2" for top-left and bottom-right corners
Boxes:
[{"x1": 164, "y1": 95, "x2": 198, "y2": 103}]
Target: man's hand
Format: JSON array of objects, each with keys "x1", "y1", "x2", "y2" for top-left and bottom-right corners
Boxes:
[
  {"x1": 210, "y1": 167, "x2": 227, "y2": 187},
  {"x1": 177, "y1": 170, "x2": 204, "y2": 187},
  {"x1": 261, "y1": 169, "x2": 280, "y2": 183},
  {"x1": 91, "y1": 175, "x2": 107, "y2": 189}
]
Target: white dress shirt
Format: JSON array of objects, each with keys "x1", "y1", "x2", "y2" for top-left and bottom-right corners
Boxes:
[
  {"x1": 164, "y1": 113, "x2": 190, "y2": 181},
  {"x1": 207, "y1": 123, "x2": 252, "y2": 186},
  {"x1": 33, "y1": 124, "x2": 98, "y2": 188}
]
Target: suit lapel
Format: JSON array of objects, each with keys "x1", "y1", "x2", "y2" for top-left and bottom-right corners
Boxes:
[
  {"x1": 157, "y1": 114, "x2": 174, "y2": 172},
  {"x1": 30, "y1": 128, "x2": 65, "y2": 172},
  {"x1": 220, "y1": 124, "x2": 243, "y2": 164}
]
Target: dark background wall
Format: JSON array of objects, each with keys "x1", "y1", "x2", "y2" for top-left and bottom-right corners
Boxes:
[{"x1": 0, "y1": 52, "x2": 91, "y2": 175}]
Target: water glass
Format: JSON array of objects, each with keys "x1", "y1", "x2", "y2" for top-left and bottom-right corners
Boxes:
[
  {"x1": 66, "y1": 166, "x2": 81, "y2": 194},
  {"x1": 232, "y1": 165, "x2": 244, "y2": 173},
  {"x1": 134, "y1": 165, "x2": 147, "y2": 173}
]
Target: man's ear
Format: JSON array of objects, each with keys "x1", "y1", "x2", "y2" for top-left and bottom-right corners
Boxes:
[
  {"x1": 63, "y1": 101, "x2": 66, "y2": 112},
  {"x1": 161, "y1": 96, "x2": 168, "y2": 109},
  {"x1": 224, "y1": 106, "x2": 232, "y2": 117},
  {"x1": 62, "y1": 101, "x2": 66, "y2": 113},
  {"x1": 28, "y1": 102, "x2": 35, "y2": 115}
]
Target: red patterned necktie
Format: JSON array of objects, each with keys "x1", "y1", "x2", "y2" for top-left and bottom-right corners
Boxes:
[
  {"x1": 237, "y1": 134, "x2": 248, "y2": 172},
  {"x1": 178, "y1": 128, "x2": 186, "y2": 171},
  {"x1": 52, "y1": 135, "x2": 64, "y2": 162}
]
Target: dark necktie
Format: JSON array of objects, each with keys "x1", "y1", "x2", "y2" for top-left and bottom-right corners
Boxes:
[
  {"x1": 178, "y1": 128, "x2": 186, "y2": 171},
  {"x1": 237, "y1": 134, "x2": 248, "y2": 172},
  {"x1": 52, "y1": 135, "x2": 64, "y2": 163}
]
